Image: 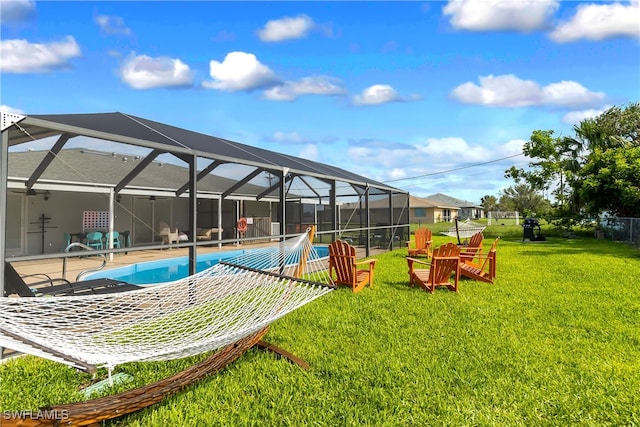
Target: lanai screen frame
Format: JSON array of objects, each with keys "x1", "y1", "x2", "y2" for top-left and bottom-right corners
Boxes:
[{"x1": 0, "y1": 111, "x2": 410, "y2": 294}]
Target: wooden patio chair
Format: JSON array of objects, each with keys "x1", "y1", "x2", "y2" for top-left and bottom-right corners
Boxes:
[
  {"x1": 407, "y1": 227, "x2": 433, "y2": 258},
  {"x1": 460, "y1": 237, "x2": 500, "y2": 284},
  {"x1": 328, "y1": 240, "x2": 377, "y2": 293},
  {"x1": 407, "y1": 242, "x2": 460, "y2": 293},
  {"x1": 458, "y1": 231, "x2": 484, "y2": 263}
]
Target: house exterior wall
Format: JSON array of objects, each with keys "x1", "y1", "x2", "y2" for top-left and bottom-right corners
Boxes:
[
  {"x1": 7, "y1": 191, "x2": 142, "y2": 255},
  {"x1": 8, "y1": 190, "x2": 199, "y2": 255},
  {"x1": 6, "y1": 189, "x2": 317, "y2": 255},
  {"x1": 409, "y1": 207, "x2": 460, "y2": 224},
  {"x1": 409, "y1": 207, "x2": 435, "y2": 224}
]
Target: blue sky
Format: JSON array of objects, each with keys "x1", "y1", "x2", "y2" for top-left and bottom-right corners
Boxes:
[{"x1": 2, "y1": 0, "x2": 638, "y2": 203}]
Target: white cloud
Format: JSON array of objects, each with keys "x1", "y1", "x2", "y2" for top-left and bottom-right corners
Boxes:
[
  {"x1": 121, "y1": 54, "x2": 194, "y2": 89},
  {"x1": 562, "y1": 106, "x2": 611, "y2": 124},
  {"x1": 404, "y1": 138, "x2": 526, "y2": 193},
  {"x1": 452, "y1": 75, "x2": 541, "y2": 107},
  {"x1": 343, "y1": 136, "x2": 524, "y2": 191},
  {"x1": 418, "y1": 137, "x2": 493, "y2": 163},
  {"x1": 388, "y1": 168, "x2": 408, "y2": 181},
  {"x1": 257, "y1": 14, "x2": 315, "y2": 42},
  {"x1": 0, "y1": 36, "x2": 80, "y2": 73},
  {"x1": 202, "y1": 52, "x2": 279, "y2": 92},
  {"x1": 0, "y1": 105, "x2": 25, "y2": 114},
  {"x1": 263, "y1": 76, "x2": 346, "y2": 101},
  {"x1": 266, "y1": 131, "x2": 313, "y2": 145},
  {"x1": 0, "y1": 0, "x2": 36, "y2": 23},
  {"x1": 502, "y1": 139, "x2": 527, "y2": 157},
  {"x1": 443, "y1": 0, "x2": 559, "y2": 32},
  {"x1": 353, "y1": 84, "x2": 404, "y2": 106},
  {"x1": 550, "y1": 1, "x2": 640, "y2": 42},
  {"x1": 298, "y1": 144, "x2": 319, "y2": 161},
  {"x1": 451, "y1": 74, "x2": 605, "y2": 108},
  {"x1": 95, "y1": 14, "x2": 132, "y2": 36},
  {"x1": 541, "y1": 81, "x2": 606, "y2": 107},
  {"x1": 335, "y1": 135, "x2": 525, "y2": 199}
]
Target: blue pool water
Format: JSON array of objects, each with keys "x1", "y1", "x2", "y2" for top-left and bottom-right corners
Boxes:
[{"x1": 85, "y1": 246, "x2": 329, "y2": 285}]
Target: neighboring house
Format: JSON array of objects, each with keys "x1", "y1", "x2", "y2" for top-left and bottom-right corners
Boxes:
[
  {"x1": 339, "y1": 194, "x2": 409, "y2": 228},
  {"x1": 408, "y1": 195, "x2": 459, "y2": 224},
  {"x1": 424, "y1": 193, "x2": 485, "y2": 220}
]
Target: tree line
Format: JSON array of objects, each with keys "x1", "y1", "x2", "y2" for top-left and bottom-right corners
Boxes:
[{"x1": 481, "y1": 102, "x2": 639, "y2": 223}]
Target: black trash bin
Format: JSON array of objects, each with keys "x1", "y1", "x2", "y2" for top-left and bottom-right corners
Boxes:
[{"x1": 523, "y1": 218, "x2": 545, "y2": 241}]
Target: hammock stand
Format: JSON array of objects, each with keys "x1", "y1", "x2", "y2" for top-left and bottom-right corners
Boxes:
[
  {"x1": 1, "y1": 228, "x2": 331, "y2": 426},
  {"x1": 2, "y1": 329, "x2": 310, "y2": 427}
]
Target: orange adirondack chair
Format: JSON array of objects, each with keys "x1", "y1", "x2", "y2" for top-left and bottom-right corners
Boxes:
[
  {"x1": 407, "y1": 242, "x2": 460, "y2": 293},
  {"x1": 328, "y1": 240, "x2": 377, "y2": 293},
  {"x1": 460, "y1": 237, "x2": 500, "y2": 284},
  {"x1": 458, "y1": 231, "x2": 484, "y2": 262},
  {"x1": 407, "y1": 227, "x2": 433, "y2": 258}
]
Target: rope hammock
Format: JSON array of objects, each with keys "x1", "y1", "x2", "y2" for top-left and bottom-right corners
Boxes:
[
  {"x1": 440, "y1": 218, "x2": 486, "y2": 241},
  {"x1": 0, "y1": 228, "x2": 335, "y2": 375}
]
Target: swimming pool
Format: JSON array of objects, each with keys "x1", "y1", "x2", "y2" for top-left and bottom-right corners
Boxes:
[{"x1": 84, "y1": 246, "x2": 330, "y2": 285}]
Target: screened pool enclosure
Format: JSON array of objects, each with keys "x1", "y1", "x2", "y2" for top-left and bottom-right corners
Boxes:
[{"x1": 0, "y1": 111, "x2": 410, "y2": 290}]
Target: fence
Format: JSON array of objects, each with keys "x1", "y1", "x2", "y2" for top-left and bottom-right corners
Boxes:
[{"x1": 597, "y1": 217, "x2": 640, "y2": 248}]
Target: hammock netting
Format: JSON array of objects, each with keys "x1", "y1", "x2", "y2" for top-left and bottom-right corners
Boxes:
[
  {"x1": 0, "y1": 230, "x2": 335, "y2": 372},
  {"x1": 440, "y1": 219, "x2": 486, "y2": 239}
]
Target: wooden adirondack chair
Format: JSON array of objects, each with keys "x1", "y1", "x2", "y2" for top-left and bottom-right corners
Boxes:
[
  {"x1": 328, "y1": 240, "x2": 377, "y2": 293},
  {"x1": 407, "y1": 242, "x2": 460, "y2": 293},
  {"x1": 460, "y1": 237, "x2": 500, "y2": 284},
  {"x1": 458, "y1": 231, "x2": 484, "y2": 262},
  {"x1": 407, "y1": 227, "x2": 433, "y2": 258}
]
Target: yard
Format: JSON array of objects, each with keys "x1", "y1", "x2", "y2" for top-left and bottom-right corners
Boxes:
[{"x1": 1, "y1": 226, "x2": 639, "y2": 426}]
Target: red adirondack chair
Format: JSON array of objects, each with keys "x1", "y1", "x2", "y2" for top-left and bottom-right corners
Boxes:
[
  {"x1": 328, "y1": 240, "x2": 377, "y2": 293},
  {"x1": 407, "y1": 227, "x2": 433, "y2": 258},
  {"x1": 407, "y1": 242, "x2": 460, "y2": 293},
  {"x1": 460, "y1": 237, "x2": 500, "y2": 284},
  {"x1": 458, "y1": 231, "x2": 484, "y2": 263}
]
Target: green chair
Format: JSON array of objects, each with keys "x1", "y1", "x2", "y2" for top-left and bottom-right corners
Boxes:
[
  {"x1": 104, "y1": 231, "x2": 121, "y2": 249},
  {"x1": 86, "y1": 231, "x2": 104, "y2": 250}
]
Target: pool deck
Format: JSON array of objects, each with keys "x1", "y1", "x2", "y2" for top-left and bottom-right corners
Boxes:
[{"x1": 8, "y1": 242, "x2": 387, "y2": 289}]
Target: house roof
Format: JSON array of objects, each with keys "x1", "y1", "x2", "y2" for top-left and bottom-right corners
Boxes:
[
  {"x1": 424, "y1": 193, "x2": 482, "y2": 208},
  {"x1": 4, "y1": 112, "x2": 406, "y2": 199},
  {"x1": 408, "y1": 195, "x2": 458, "y2": 210},
  {"x1": 7, "y1": 148, "x2": 270, "y2": 198},
  {"x1": 339, "y1": 193, "x2": 411, "y2": 210}
]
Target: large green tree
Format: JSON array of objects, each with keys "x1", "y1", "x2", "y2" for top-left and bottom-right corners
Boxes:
[
  {"x1": 579, "y1": 146, "x2": 640, "y2": 217},
  {"x1": 505, "y1": 102, "x2": 640, "y2": 218},
  {"x1": 480, "y1": 195, "x2": 498, "y2": 214},
  {"x1": 498, "y1": 184, "x2": 550, "y2": 217}
]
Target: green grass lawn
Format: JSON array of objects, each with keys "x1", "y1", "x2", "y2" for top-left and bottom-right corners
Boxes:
[{"x1": 1, "y1": 232, "x2": 639, "y2": 426}]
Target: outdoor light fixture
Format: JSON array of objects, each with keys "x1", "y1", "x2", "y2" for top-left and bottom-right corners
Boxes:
[
  {"x1": 26, "y1": 189, "x2": 37, "y2": 197},
  {"x1": 44, "y1": 191, "x2": 51, "y2": 201}
]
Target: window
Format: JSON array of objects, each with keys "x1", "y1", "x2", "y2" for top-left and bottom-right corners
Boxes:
[
  {"x1": 414, "y1": 208, "x2": 426, "y2": 217},
  {"x1": 442, "y1": 209, "x2": 451, "y2": 222}
]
